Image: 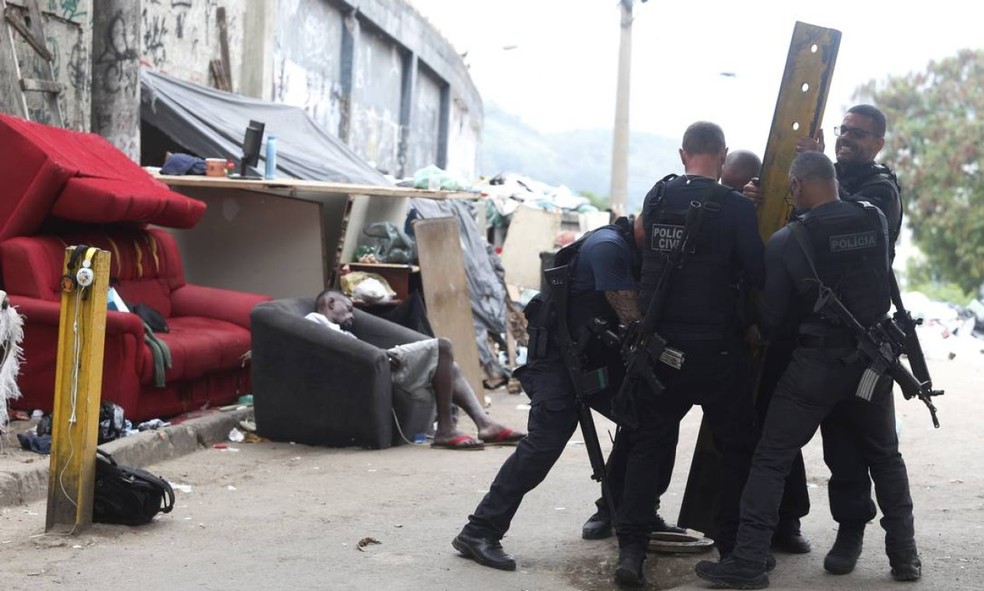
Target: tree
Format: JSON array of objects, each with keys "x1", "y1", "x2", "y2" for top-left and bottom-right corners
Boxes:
[{"x1": 855, "y1": 49, "x2": 984, "y2": 295}]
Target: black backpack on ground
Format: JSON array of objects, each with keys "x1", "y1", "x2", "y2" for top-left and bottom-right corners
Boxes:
[{"x1": 93, "y1": 449, "x2": 175, "y2": 525}]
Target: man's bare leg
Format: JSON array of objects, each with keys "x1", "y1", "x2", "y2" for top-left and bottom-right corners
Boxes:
[
  {"x1": 432, "y1": 338, "x2": 483, "y2": 448},
  {"x1": 443, "y1": 346, "x2": 526, "y2": 443}
]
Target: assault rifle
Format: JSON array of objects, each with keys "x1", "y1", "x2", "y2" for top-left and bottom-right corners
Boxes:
[
  {"x1": 813, "y1": 287, "x2": 942, "y2": 428},
  {"x1": 543, "y1": 264, "x2": 619, "y2": 518},
  {"x1": 789, "y1": 222, "x2": 943, "y2": 428},
  {"x1": 612, "y1": 201, "x2": 701, "y2": 429}
]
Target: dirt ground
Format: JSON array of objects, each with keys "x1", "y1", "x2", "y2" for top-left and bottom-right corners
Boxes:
[{"x1": 2, "y1": 334, "x2": 983, "y2": 591}]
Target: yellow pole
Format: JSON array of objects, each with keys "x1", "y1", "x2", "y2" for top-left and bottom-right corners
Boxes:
[{"x1": 46, "y1": 247, "x2": 110, "y2": 533}]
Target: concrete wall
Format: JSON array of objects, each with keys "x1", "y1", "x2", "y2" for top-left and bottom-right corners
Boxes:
[
  {"x1": 0, "y1": 0, "x2": 91, "y2": 130},
  {"x1": 272, "y1": 0, "x2": 344, "y2": 132},
  {"x1": 1, "y1": 0, "x2": 481, "y2": 182},
  {"x1": 140, "y1": 0, "x2": 247, "y2": 89},
  {"x1": 272, "y1": 0, "x2": 482, "y2": 180}
]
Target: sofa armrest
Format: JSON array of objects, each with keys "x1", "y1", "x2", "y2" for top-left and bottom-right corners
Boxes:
[
  {"x1": 351, "y1": 308, "x2": 431, "y2": 349},
  {"x1": 171, "y1": 284, "x2": 271, "y2": 329},
  {"x1": 250, "y1": 303, "x2": 394, "y2": 449},
  {"x1": 10, "y1": 296, "x2": 146, "y2": 337}
]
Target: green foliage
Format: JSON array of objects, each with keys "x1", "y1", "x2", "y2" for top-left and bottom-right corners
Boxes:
[
  {"x1": 580, "y1": 190, "x2": 611, "y2": 211},
  {"x1": 903, "y1": 259, "x2": 974, "y2": 306},
  {"x1": 855, "y1": 49, "x2": 984, "y2": 294}
]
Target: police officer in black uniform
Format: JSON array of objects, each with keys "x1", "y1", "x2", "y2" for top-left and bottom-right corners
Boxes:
[
  {"x1": 820, "y1": 104, "x2": 906, "y2": 575},
  {"x1": 452, "y1": 215, "x2": 653, "y2": 580},
  {"x1": 695, "y1": 151, "x2": 920, "y2": 589},
  {"x1": 613, "y1": 121, "x2": 765, "y2": 586}
]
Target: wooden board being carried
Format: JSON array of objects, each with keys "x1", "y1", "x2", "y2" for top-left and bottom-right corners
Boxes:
[
  {"x1": 413, "y1": 217, "x2": 485, "y2": 407},
  {"x1": 676, "y1": 21, "x2": 841, "y2": 539}
]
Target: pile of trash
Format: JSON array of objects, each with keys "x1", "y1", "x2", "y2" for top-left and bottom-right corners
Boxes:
[
  {"x1": 903, "y1": 291, "x2": 984, "y2": 361},
  {"x1": 476, "y1": 172, "x2": 599, "y2": 231}
]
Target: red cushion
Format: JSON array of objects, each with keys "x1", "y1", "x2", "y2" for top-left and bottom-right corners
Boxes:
[
  {"x1": 143, "y1": 317, "x2": 251, "y2": 384},
  {"x1": 0, "y1": 116, "x2": 74, "y2": 241},
  {"x1": 0, "y1": 113, "x2": 205, "y2": 233},
  {"x1": 53, "y1": 178, "x2": 205, "y2": 229}
]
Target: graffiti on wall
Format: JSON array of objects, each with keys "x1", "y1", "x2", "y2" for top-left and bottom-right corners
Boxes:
[
  {"x1": 94, "y1": 10, "x2": 139, "y2": 96},
  {"x1": 8, "y1": 3, "x2": 89, "y2": 130},
  {"x1": 140, "y1": 0, "x2": 245, "y2": 87}
]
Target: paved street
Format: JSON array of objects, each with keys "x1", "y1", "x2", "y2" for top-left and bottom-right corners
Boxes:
[{"x1": 2, "y1": 337, "x2": 983, "y2": 590}]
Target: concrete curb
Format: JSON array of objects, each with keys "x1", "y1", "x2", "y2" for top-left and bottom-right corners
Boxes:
[{"x1": 0, "y1": 408, "x2": 251, "y2": 509}]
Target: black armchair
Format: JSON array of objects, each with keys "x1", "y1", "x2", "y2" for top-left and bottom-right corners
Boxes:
[{"x1": 250, "y1": 297, "x2": 436, "y2": 449}]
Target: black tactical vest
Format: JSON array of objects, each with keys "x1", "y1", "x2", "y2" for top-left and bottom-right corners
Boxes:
[
  {"x1": 639, "y1": 176, "x2": 736, "y2": 337},
  {"x1": 524, "y1": 219, "x2": 635, "y2": 363},
  {"x1": 795, "y1": 200, "x2": 891, "y2": 330},
  {"x1": 561, "y1": 218, "x2": 637, "y2": 332}
]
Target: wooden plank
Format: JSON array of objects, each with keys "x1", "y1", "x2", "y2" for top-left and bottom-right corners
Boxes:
[
  {"x1": 757, "y1": 21, "x2": 841, "y2": 241},
  {"x1": 413, "y1": 217, "x2": 485, "y2": 406},
  {"x1": 216, "y1": 6, "x2": 232, "y2": 89},
  {"x1": 210, "y1": 58, "x2": 230, "y2": 92},
  {"x1": 0, "y1": 2, "x2": 29, "y2": 118},
  {"x1": 499, "y1": 205, "x2": 562, "y2": 290},
  {"x1": 20, "y1": 77, "x2": 61, "y2": 93},
  {"x1": 4, "y1": 4, "x2": 50, "y2": 61},
  {"x1": 46, "y1": 248, "x2": 110, "y2": 533},
  {"x1": 676, "y1": 20, "x2": 841, "y2": 540},
  {"x1": 156, "y1": 173, "x2": 480, "y2": 200}
]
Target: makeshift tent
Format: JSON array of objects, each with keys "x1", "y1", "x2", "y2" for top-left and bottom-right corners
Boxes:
[{"x1": 140, "y1": 69, "x2": 389, "y2": 186}]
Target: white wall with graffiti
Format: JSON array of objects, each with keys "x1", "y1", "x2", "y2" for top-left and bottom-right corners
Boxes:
[{"x1": 2, "y1": 0, "x2": 481, "y2": 182}]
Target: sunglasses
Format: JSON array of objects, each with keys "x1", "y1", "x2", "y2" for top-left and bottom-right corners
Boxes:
[{"x1": 834, "y1": 126, "x2": 881, "y2": 140}]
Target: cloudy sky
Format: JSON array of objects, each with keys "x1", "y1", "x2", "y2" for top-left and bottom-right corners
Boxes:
[{"x1": 409, "y1": 0, "x2": 982, "y2": 155}]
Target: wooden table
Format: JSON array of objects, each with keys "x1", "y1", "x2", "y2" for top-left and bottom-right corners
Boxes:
[{"x1": 156, "y1": 174, "x2": 472, "y2": 299}]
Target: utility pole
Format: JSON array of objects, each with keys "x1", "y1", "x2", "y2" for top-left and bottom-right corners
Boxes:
[
  {"x1": 91, "y1": 0, "x2": 141, "y2": 161},
  {"x1": 609, "y1": 0, "x2": 636, "y2": 215}
]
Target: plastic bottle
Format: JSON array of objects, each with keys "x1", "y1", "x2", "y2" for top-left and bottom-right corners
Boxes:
[{"x1": 264, "y1": 135, "x2": 277, "y2": 179}]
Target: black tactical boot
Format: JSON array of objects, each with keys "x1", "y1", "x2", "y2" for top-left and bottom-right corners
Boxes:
[
  {"x1": 889, "y1": 549, "x2": 922, "y2": 581},
  {"x1": 582, "y1": 507, "x2": 612, "y2": 540},
  {"x1": 771, "y1": 518, "x2": 812, "y2": 554},
  {"x1": 695, "y1": 556, "x2": 770, "y2": 589},
  {"x1": 824, "y1": 522, "x2": 865, "y2": 575},
  {"x1": 614, "y1": 546, "x2": 646, "y2": 588},
  {"x1": 653, "y1": 512, "x2": 687, "y2": 535},
  {"x1": 718, "y1": 550, "x2": 777, "y2": 573}
]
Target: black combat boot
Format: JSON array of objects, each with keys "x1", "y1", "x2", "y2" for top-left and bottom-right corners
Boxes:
[
  {"x1": 695, "y1": 556, "x2": 770, "y2": 589},
  {"x1": 823, "y1": 522, "x2": 865, "y2": 575},
  {"x1": 614, "y1": 546, "x2": 647, "y2": 588},
  {"x1": 771, "y1": 517, "x2": 812, "y2": 554},
  {"x1": 653, "y1": 512, "x2": 687, "y2": 535},
  {"x1": 582, "y1": 506, "x2": 612, "y2": 540},
  {"x1": 889, "y1": 549, "x2": 922, "y2": 581}
]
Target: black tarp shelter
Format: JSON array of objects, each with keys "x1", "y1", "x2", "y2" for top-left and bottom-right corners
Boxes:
[{"x1": 140, "y1": 69, "x2": 389, "y2": 186}]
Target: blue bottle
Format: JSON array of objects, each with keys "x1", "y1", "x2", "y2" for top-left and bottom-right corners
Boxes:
[{"x1": 264, "y1": 135, "x2": 277, "y2": 179}]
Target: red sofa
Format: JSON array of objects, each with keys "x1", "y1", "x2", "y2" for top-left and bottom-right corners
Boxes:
[
  {"x1": 0, "y1": 112, "x2": 204, "y2": 241},
  {"x1": 1, "y1": 227, "x2": 270, "y2": 421}
]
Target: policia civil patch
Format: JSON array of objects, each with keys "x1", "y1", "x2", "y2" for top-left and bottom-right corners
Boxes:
[{"x1": 651, "y1": 224, "x2": 685, "y2": 252}]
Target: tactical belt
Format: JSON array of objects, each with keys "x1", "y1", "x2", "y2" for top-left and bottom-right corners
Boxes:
[{"x1": 797, "y1": 333, "x2": 856, "y2": 349}]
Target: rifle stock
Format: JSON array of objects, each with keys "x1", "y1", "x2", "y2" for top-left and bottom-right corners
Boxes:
[{"x1": 542, "y1": 264, "x2": 617, "y2": 516}]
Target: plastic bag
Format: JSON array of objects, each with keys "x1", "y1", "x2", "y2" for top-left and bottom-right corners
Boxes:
[{"x1": 340, "y1": 272, "x2": 397, "y2": 304}]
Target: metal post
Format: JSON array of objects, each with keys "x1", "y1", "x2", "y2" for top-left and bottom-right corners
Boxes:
[{"x1": 609, "y1": 0, "x2": 633, "y2": 215}]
